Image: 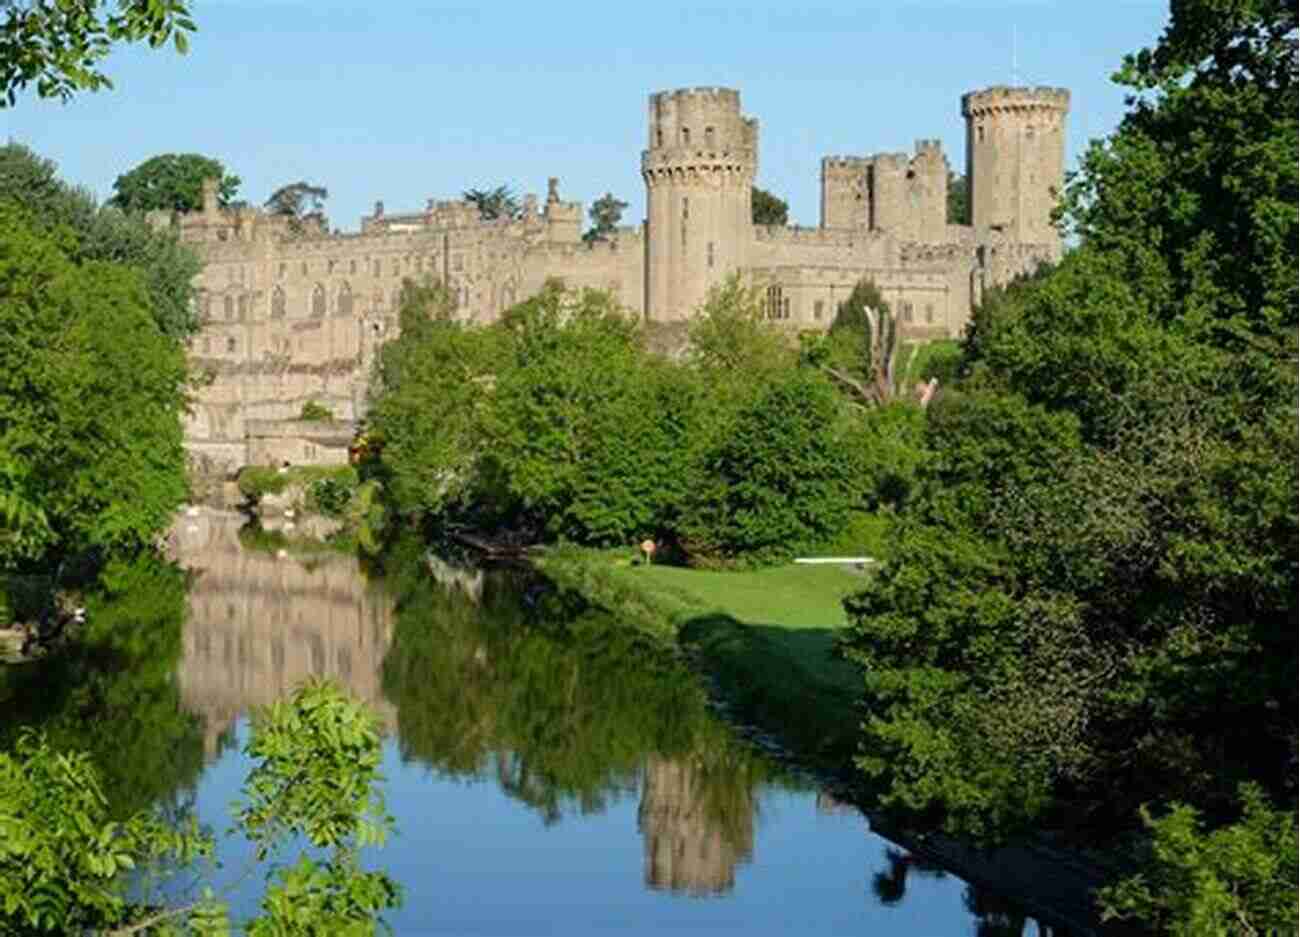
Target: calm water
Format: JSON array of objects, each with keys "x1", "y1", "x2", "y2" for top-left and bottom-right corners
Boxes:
[{"x1": 8, "y1": 512, "x2": 1061, "y2": 936}]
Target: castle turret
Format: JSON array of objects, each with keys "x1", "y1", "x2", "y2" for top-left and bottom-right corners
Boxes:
[
  {"x1": 642, "y1": 87, "x2": 757, "y2": 321},
  {"x1": 962, "y1": 86, "x2": 1069, "y2": 249}
]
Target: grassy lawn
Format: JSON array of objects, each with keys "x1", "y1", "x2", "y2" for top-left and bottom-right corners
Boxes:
[
  {"x1": 536, "y1": 536, "x2": 889, "y2": 767},
  {"x1": 618, "y1": 560, "x2": 863, "y2": 629}
]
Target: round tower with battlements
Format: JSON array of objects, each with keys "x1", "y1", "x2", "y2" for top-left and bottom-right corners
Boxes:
[
  {"x1": 961, "y1": 86, "x2": 1069, "y2": 249},
  {"x1": 642, "y1": 87, "x2": 757, "y2": 321}
]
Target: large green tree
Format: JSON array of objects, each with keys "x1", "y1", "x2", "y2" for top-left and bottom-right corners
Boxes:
[
  {"x1": 0, "y1": 0, "x2": 196, "y2": 106},
  {"x1": 0, "y1": 143, "x2": 202, "y2": 338},
  {"x1": 0, "y1": 202, "x2": 188, "y2": 570},
  {"x1": 110, "y1": 152, "x2": 241, "y2": 213},
  {"x1": 838, "y1": 0, "x2": 1297, "y2": 872}
]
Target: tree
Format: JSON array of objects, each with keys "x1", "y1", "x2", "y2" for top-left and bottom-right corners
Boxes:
[
  {"x1": 751, "y1": 186, "x2": 788, "y2": 226},
  {"x1": 463, "y1": 184, "x2": 520, "y2": 221},
  {"x1": 946, "y1": 172, "x2": 968, "y2": 225},
  {"x1": 680, "y1": 369, "x2": 856, "y2": 565},
  {"x1": 838, "y1": 0, "x2": 1297, "y2": 846},
  {"x1": 109, "y1": 153, "x2": 240, "y2": 213},
  {"x1": 0, "y1": 0, "x2": 196, "y2": 107},
  {"x1": 0, "y1": 143, "x2": 202, "y2": 338},
  {"x1": 582, "y1": 191, "x2": 627, "y2": 244},
  {"x1": 0, "y1": 681, "x2": 401, "y2": 934},
  {"x1": 265, "y1": 180, "x2": 328, "y2": 231},
  {"x1": 1098, "y1": 785, "x2": 1298, "y2": 935},
  {"x1": 0, "y1": 203, "x2": 189, "y2": 571}
]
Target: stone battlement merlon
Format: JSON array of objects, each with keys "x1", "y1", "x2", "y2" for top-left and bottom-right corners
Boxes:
[{"x1": 961, "y1": 85, "x2": 1070, "y2": 116}]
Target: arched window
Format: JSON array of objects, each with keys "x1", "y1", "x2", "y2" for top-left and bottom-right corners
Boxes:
[
  {"x1": 271, "y1": 286, "x2": 286, "y2": 319},
  {"x1": 237, "y1": 294, "x2": 249, "y2": 321},
  {"x1": 705, "y1": 126, "x2": 715, "y2": 147},
  {"x1": 337, "y1": 282, "x2": 353, "y2": 318},
  {"x1": 223, "y1": 295, "x2": 234, "y2": 320},
  {"x1": 681, "y1": 126, "x2": 691, "y2": 145},
  {"x1": 311, "y1": 283, "x2": 326, "y2": 318}
]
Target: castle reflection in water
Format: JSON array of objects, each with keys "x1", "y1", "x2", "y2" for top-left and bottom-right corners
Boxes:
[{"x1": 168, "y1": 512, "x2": 761, "y2": 898}]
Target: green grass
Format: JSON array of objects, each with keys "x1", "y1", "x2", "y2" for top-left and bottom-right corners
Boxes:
[{"x1": 535, "y1": 535, "x2": 891, "y2": 769}]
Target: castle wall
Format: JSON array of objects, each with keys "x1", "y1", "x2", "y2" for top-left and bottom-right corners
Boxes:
[{"x1": 175, "y1": 82, "x2": 1068, "y2": 475}]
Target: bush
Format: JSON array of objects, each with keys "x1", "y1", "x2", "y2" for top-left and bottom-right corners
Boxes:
[
  {"x1": 237, "y1": 466, "x2": 289, "y2": 500},
  {"x1": 1098, "y1": 785, "x2": 1298, "y2": 935},
  {"x1": 299, "y1": 400, "x2": 334, "y2": 421}
]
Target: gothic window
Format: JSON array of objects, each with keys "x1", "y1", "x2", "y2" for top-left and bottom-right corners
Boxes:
[
  {"x1": 301, "y1": 262, "x2": 308, "y2": 276},
  {"x1": 271, "y1": 286, "x2": 286, "y2": 319},
  {"x1": 681, "y1": 126, "x2": 690, "y2": 145},
  {"x1": 338, "y1": 282, "x2": 353, "y2": 317},
  {"x1": 656, "y1": 129, "x2": 663, "y2": 147},
  {"x1": 223, "y1": 295, "x2": 234, "y2": 320},
  {"x1": 705, "y1": 126, "x2": 715, "y2": 147},
  {"x1": 311, "y1": 283, "x2": 326, "y2": 318},
  {"x1": 783, "y1": 297, "x2": 791, "y2": 320},
  {"x1": 682, "y1": 197, "x2": 689, "y2": 220},
  {"x1": 977, "y1": 125, "x2": 985, "y2": 143},
  {"x1": 707, "y1": 241, "x2": 714, "y2": 268},
  {"x1": 237, "y1": 294, "x2": 249, "y2": 321},
  {"x1": 814, "y1": 300, "x2": 825, "y2": 321},
  {"x1": 902, "y1": 301, "x2": 914, "y2": 323}
]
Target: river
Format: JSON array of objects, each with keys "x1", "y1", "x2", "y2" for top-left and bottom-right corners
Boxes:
[{"x1": 4, "y1": 512, "x2": 1067, "y2": 935}]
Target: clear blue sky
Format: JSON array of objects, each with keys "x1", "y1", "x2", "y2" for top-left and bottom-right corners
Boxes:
[{"x1": 3, "y1": 1, "x2": 1169, "y2": 231}]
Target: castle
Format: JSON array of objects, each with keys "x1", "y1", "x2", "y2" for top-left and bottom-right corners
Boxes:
[{"x1": 174, "y1": 84, "x2": 1069, "y2": 476}]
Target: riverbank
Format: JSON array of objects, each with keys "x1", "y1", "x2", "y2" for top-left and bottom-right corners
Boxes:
[
  {"x1": 534, "y1": 545, "x2": 866, "y2": 770},
  {"x1": 532, "y1": 544, "x2": 1138, "y2": 937}
]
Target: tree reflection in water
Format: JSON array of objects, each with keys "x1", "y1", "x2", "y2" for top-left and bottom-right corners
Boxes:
[
  {"x1": 0, "y1": 556, "x2": 205, "y2": 819},
  {"x1": 379, "y1": 535, "x2": 773, "y2": 895}
]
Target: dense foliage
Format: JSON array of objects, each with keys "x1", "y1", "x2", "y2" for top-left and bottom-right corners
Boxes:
[
  {"x1": 0, "y1": 143, "x2": 204, "y2": 338},
  {"x1": 0, "y1": 202, "x2": 189, "y2": 570},
  {"x1": 366, "y1": 276, "x2": 865, "y2": 565},
  {"x1": 751, "y1": 186, "x2": 788, "y2": 226},
  {"x1": 0, "y1": 0, "x2": 196, "y2": 106},
  {"x1": 110, "y1": 152, "x2": 241, "y2": 213},
  {"x1": 0, "y1": 680, "x2": 399, "y2": 934},
  {"x1": 837, "y1": 0, "x2": 1297, "y2": 928}
]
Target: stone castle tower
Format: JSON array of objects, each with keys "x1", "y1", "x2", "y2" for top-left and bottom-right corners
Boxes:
[
  {"x1": 961, "y1": 86, "x2": 1070, "y2": 247},
  {"x1": 171, "y1": 80, "x2": 1070, "y2": 475},
  {"x1": 642, "y1": 88, "x2": 758, "y2": 320}
]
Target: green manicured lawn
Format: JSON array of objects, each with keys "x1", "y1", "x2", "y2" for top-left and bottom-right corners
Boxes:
[
  {"x1": 616, "y1": 560, "x2": 863, "y2": 629},
  {"x1": 537, "y1": 545, "x2": 881, "y2": 765}
]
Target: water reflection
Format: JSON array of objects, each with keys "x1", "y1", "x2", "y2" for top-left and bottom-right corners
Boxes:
[
  {"x1": 379, "y1": 534, "x2": 771, "y2": 896},
  {"x1": 157, "y1": 514, "x2": 1075, "y2": 934},
  {"x1": 170, "y1": 511, "x2": 394, "y2": 758}
]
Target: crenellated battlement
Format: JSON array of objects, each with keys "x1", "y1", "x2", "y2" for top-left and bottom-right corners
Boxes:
[{"x1": 961, "y1": 85, "x2": 1070, "y2": 117}]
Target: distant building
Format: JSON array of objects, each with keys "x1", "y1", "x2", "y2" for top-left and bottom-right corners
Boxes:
[{"x1": 169, "y1": 84, "x2": 1069, "y2": 475}]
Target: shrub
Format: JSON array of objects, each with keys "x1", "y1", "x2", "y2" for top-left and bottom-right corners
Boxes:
[{"x1": 299, "y1": 400, "x2": 334, "y2": 421}]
